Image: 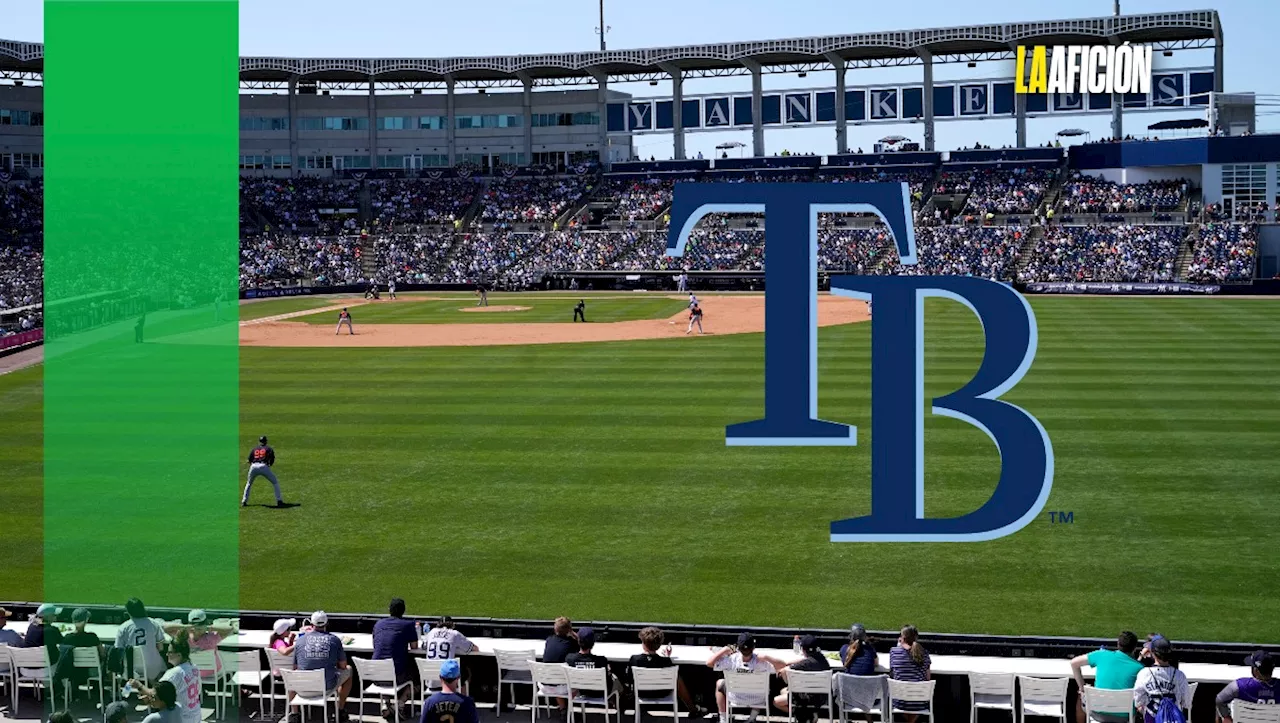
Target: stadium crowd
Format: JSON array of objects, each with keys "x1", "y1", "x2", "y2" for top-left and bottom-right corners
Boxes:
[
  {"x1": 1059, "y1": 176, "x2": 1188, "y2": 214},
  {"x1": 369, "y1": 179, "x2": 479, "y2": 227},
  {"x1": 239, "y1": 235, "x2": 364, "y2": 288},
  {"x1": 478, "y1": 177, "x2": 588, "y2": 225},
  {"x1": 934, "y1": 166, "x2": 1055, "y2": 216},
  {"x1": 1185, "y1": 223, "x2": 1259, "y2": 284},
  {"x1": 1018, "y1": 224, "x2": 1185, "y2": 283},
  {"x1": 14, "y1": 598, "x2": 1278, "y2": 723}
]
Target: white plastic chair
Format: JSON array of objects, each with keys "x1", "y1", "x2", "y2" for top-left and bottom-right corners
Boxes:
[
  {"x1": 266, "y1": 647, "x2": 295, "y2": 716},
  {"x1": 494, "y1": 649, "x2": 537, "y2": 717},
  {"x1": 835, "y1": 673, "x2": 888, "y2": 723},
  {"x1": 232, "y1": 649, "x2": 272, "y2": 721},
  {"x1": 63, "y1": 647, "x2": 106, "y2": 711},
  {"x1": 352, "y1": 658, "x2": 411, "y2": 723},
  {"x1": 565, "y1": 666, "x2": 619, "y2": 723},
  {"x1": 1231, "y1": 700, "x2": 1280, "y2": 723},
  {"x1": 530, "y1": 662, "x2": 570, "y2": 723},
  {"x1": 280, "y1": 669, "x2": 338, "y2": 723},
  {"x1": 723, "y1": 670, "x2": 773, "y2": 721},
  {"x1": 416, "y1": 657, "x2": 447, "y2": 705},
  {"x1": 969, "y1": 673, "x2": 1015, "y2": 723},
  {"x1": 1081, "y1": 686, "x2": 1135, "y2": 723},
  {"x1": 9, "y1": 646, "x2": 51, "y2": 709},
  {"x1": 1015, "y1": 676, "x2": 1069, "y2": 723},
  {"x1": 889, "y1": 679, "x2": 936, "y2": 721},
  {"x1": 786, "y1": 669, "x2": 834, "y2": 723},
  {"x1": 191, "y1": 649, "x2": 232, "y2": 720},
  {"x1": 0, "y1": 645, "x2": 13, "y2": 712},
  {"x1": 1185, "y1": 682, "x2": 1198, "y2": 720},
  {"x1": 631, "y1": 666, "x2": 678, "y2": 723}
]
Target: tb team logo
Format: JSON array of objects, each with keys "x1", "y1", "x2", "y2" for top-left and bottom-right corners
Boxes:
[{"x1": 665, "y1": 183, "x2": 1054, "y2": 542}]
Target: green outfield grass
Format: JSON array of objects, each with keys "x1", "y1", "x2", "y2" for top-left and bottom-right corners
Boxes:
[
  {"x1": 291, "y1": 296, "x2": 689, "y2": 324},
  {"x1": 5, "y1": 296, "x2": 1279, "y2": 641}
]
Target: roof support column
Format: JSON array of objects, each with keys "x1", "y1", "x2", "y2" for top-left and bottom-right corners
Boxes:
[
  {"x1": 1009, "y1": 42, "x2": 1027, "y2": 148},
  {"x1": 1109, "y1": 38, "x2": 1123, "y2": 140},
  {"x1": 916, "y1": 49, "x2": 935, "y2": 152},
  {"x1": 368, "y1": 78, "x2": 378, "y2": 170},
  {"x1": 445, "y1": 76, "x2": 456, "y2": 167},
  {"x1": 742, "y1": 59, "x2": 764, "y2": 158},
  {"x1": 1213, "y1": 23, "x2": 1224, "y2": 94},
  {"x1": 589, "y1": 68, "x2": 610, "y2": 168},
  {"x1": 287, "y1": 75, "x2": 299, "y2": 175},
  {"x1": 659, "y1": 63, "x2": 685, "y2": 160},
  {"x1": 824, "y1": 53, "x2": 847, "y2": 155},
  {"x1": 518, "y1": 74, "x2": 534, "y2": 166}
]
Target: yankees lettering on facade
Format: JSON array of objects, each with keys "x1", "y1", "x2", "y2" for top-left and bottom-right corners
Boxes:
[
  {"x1": 665, "y1": 183, "x2": 1054, "y2": 543},
  {"x1": 1016, "y1": 43, "x2": 1153, "y2": 95}
]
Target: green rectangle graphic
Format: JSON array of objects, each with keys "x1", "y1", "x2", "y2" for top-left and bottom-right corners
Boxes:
[{"x1": 44, "y1": 0, "x2": 240, "y2": 610}]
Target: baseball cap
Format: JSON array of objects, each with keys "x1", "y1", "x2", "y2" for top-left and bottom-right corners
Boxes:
[
  {"x1": 310, "y1": 611, "x2": 328, "y2": 627},
  {"x1": 1150, "y1": 637, "x2": 1174, "y2": 659},
  {"x1": 273, "y1": 618, "x2": 297, "y2": 635},
  {"x1": 105, "y1": 700, "x2": 131, "y2": 723},
  {"x1": 72, "y1": 607, "x2": 92, "y2": 624},
  {"x1": 577, "y1": 627, "x2": 596, "y2": 647},
  {"x1": 188, "y1": 609, "x2": 208, "y2": 624},
  {"x1": 736, "y1": 632, "x2": 756, "y2": 649},
  {"x1": 798, "y1": 634, "x2": 819, "y2": 651},
  {"x1": 36, "y1": 603, "x2": 62, "y2": 619},
  {"x1": 439, "y1": 659, "x2": 461, "y2": 681},
  {"x1": 259, "y1": 435, "x2": 268, "y2": 444},
  {"x1": 1246, "y1": 651, "x2": 1275, "y2": 672},
  {"x1": 0, "y1": 607, "x2": 12, "y2": 620}
]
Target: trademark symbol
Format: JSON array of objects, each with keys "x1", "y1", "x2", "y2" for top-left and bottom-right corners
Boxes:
[{"x1": 1049, "y1": 511, "x2": 1074, "y2": 524}]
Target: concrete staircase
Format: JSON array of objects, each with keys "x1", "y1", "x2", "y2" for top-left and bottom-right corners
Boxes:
[
  {"x1": 1175, "y1": 222, "x2": 1201, "y2": 281},
  {"x1": 1014, "y1": 224, "x2": 1046, "y2": 276}
]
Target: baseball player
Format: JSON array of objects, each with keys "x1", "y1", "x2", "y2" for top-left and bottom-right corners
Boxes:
[
  {"x1": 388, "y1": 279, "x2": 397, "y2": 300},
  {"x1": 686, "y1": 303, "x2": 704, "y2": 335},
  {"x1": 242, "y1": 435, "x2": 285, "y2": 507},
  {"x1": 336, "y1": 308, "x2": 354, "y2": 335},
  {"x1": 573, "y1": 299, "x2": 586, "y2": 322},
  {"x1": 688, "y1": 292, "x2": 699, "y2": 309},
  {"x1": 476, "y1": 283, "x2": 489, "y2": 307}
]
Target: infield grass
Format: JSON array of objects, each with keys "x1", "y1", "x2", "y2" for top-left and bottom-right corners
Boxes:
[{"x1": 5, "y1": 296, "x2": 1279, "y2": 641}]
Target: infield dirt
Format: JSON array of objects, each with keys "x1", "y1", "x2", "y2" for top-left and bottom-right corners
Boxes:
[{"x1": 239, "y1": 294, "x2": 869, "y2": 348}]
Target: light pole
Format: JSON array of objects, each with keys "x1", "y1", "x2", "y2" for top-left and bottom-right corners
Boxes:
[{"x1": 595, "y1": 0, "x2": 609, "y2": 51}]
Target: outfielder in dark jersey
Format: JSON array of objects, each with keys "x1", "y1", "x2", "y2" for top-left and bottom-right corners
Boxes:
[
  {"x1": 686, "y1": 303, "x2": 704, "y2": 335},
  {"x1": 242, "y1": 436, "x2": 285, "y2": 507},
  {"x1": 573, "y1": 300, "x2": 586, "y2": 322},
  {"x1": 336, "y1": 308, "x2": 354, "y2": 335}
]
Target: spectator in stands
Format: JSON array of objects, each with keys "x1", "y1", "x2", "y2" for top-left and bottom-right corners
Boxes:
[
  {"x1": 165, "y1": 609, "x2": 236, "y2": 680},
  {"x1": 628, "y1": 626, "x2": 706, "y2": 717},
  {"x1": 420, "y1": 659, "x2": 478, "y2": 723},
  {"x1": 49, "y1": 711, "x2": 75, "y2": 723},
  {"x1": 889, "y1": 626, "x2": 931, "y2": 723},
  {"x1": 294, "y1": 611, "x2": 354, "y2": 722},
  {"x1": 132, "y1": 635, "x2": 201, "y2": 723},
  {"x1": 116, "y1": 598, "x2": 167, "y2": 683},
  {"x1": 840, "y1": 624, "x2": 878, "y2": 676},
  {"x1": 373, "y1": 598, "x2": 420, "y2": 718},
  {"x1": 708, "y1": 632, "x2": 787, "y2": 723},
  {"x1": 23, "y1": 603, "x2": 64, "y2": 667},
  {"x1": 55, "y1": 607, "x2": 106, "y2": 695},
  {"x1": 773, "y1": 635, "x2": 832, "y2": 723},
  {"x1": 565, "y1": 627, "x2": 618, "y2": 694},
  {"x1": 141, "y1": 680, "x2": 183, "y2": 723},
  {"x1": 105, "y1": 700, "x2": 131, "y2": 723},
  {"x1": 0, "y1": 606, "x2": 21, "y2": 647},
  {"x1": 1216, "y1": 651, "x2": 1279, "y2": 722},
  {"x1": 1071, "y1": 631, "x2": 1143, "y2": 723},
  {"x1": 542, "y1": 616, "x2": 577, "y2": 715},
  {"x1": 1134, "y1": 638, "x2": 1191, "y2": 723}
]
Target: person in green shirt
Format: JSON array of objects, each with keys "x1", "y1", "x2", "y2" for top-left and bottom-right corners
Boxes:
[{"x1": 1071, "y1": 631, "x2": 1143, "y2": 723}]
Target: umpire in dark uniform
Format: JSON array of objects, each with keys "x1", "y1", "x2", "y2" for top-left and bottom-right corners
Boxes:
[{"x1": 573, "y1": 300, "x2": 586, "y2": 322}]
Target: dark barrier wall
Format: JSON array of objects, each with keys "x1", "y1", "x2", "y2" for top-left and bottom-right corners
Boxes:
[
  {"x1": 826, "y1": 152, "x2": 941, "y2": 167},
  {"x1": 1070, "y1": 134, "x2": 1280, "y2": 169},
  {"x1": 713, "y1": 155, "x2": 823, "y2": 170},
  {"x1": 612, "y1": 159, "x2": 710, "y2": 174}
]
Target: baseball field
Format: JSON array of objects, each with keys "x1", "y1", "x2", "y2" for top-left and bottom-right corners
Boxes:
[{"x1": 3, "y1": 292, "x2": 1278, "y2": 642}]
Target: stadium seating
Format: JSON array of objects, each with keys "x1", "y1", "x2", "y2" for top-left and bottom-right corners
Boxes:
[
  {"x1": 1185, "y1": 223, "x2": 1258, "y2": 283},
  {"x1": 1018, "y1": 225, "x2": 1185, "y2": 283},
  {"x1": 1059, "y1": 176, "x2": 1188, "y2": 214}
]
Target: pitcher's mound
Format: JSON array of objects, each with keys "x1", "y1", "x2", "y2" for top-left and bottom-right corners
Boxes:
[{"x1": 459, "y1": 305, "x2": 531, "y2": 313}]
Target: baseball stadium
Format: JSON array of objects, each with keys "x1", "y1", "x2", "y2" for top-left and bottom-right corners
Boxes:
[{"x1": 1, "y1": 3, "x2": 1279, "y2": 723}]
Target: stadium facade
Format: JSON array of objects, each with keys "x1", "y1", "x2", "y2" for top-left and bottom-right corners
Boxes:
[{"x1": 0, "y1": 10, "x2": 1226, "y2": 174}]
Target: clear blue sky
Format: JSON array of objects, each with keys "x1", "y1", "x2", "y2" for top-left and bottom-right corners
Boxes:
[{"x1": 7, "y1": 0, "x2": 1277, "y2": 159}]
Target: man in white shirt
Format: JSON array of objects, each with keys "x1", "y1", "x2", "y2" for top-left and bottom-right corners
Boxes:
[
  {"x1": 707, "y1": 633, "x2": 787, "y2": 723},
  {"x1": 422, "y1": 616, "x2": 479, "y2": 691},
  {"x1": 115, "y1": 598, "x2": 167, "y2": 682}
]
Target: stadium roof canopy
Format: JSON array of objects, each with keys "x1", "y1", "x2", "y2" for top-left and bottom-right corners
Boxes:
[{"x1": 0, "y1": 10, "x2": 1221, "y2": 88}]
